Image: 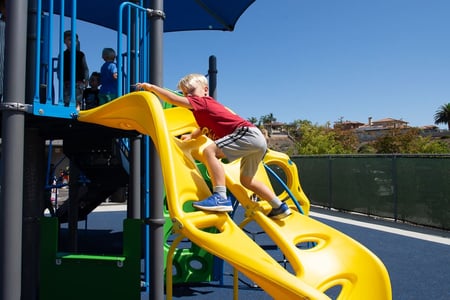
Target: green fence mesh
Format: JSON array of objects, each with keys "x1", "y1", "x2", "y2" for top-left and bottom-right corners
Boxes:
[{"x1": 292, "y1": 155, "x2": 450, "y2": 230}]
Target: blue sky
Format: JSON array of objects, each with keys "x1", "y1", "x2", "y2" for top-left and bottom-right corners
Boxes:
[{"x1": 75, "y1": 0, "x2": 450, "y2": 128}]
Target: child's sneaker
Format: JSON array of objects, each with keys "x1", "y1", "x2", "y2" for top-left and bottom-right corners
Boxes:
[
  {"x1": 193, "y1": 193, "x2": 233, "y2": 212},
  {"x1": 268, "y1": 203, "x2": 291, "y2": 219}
]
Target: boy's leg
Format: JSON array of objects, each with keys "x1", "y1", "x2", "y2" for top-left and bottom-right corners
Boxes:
[
  {"x1": 63, "y1": 82, "x2": 70, "y2": 106},
  {"x1": 202, "y1": 143, "x2": 226, "y2": 187},
  {"x1": 192, "y1": 143, "x2": 232, "y2": 212},
  {"x1": 241, "y1": 175, "x2": 291, "y2": 219}
]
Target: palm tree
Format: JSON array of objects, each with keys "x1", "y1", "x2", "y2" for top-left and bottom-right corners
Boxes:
[
  {"x1": 434, "y1": 103, "x2": 450, "y2": 130},
  {"x1": 247, "y1": 116, "x2": 258, "y2": 125}
]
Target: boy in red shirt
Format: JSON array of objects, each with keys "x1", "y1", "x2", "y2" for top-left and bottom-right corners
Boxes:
[{"x1": 136, "y1": 74, "x2": 291, "y2": 219}]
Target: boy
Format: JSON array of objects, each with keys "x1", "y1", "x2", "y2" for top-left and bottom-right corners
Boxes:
[
  {"x1": 59, "y1": 31, "x2": 89, "y2": 109},
  {"x1": 98, "y1": 48, "x2": 118, "y2": 105},
  {"x1": 135, "y1": 74, "x2": 291, "y2": 219},
  {"x1": 82, "y1": 72, "x2": 100, "y2": 110}
]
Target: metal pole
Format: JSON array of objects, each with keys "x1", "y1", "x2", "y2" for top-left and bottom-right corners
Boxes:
[
  {"x1": 26, "y1": 0, "x2": 38, "y2": 104},
  {"x1": 128, "y1": 136, "x2": 142, "y2": 219},
  {"x1": 128, "y1": 2, "x2": 141, "y2": 219},
  {"x1": 22, "y1": 129, "x2": 45, "y2": 300},
  {"x1": 208, "y1": 55, "x2": 217, "y2": 99},
  {"x1": 148, "y1": 0, "x2": 165, "y2": 299},
  {"x1": 0, "y1": 0, "x2": 28, "y2": 299},
  {"x1": 392, "y1": 155, "x2": 398, "y2": 222}
]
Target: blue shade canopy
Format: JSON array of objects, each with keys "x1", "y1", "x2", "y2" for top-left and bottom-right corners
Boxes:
[{"x1": 43, "y1": 0, "x2": 255, "y2": 32}]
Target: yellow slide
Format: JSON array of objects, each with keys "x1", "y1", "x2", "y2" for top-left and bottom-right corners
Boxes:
[{"x1": 78, "y1": 92, "x2": 391, "y2": 299}]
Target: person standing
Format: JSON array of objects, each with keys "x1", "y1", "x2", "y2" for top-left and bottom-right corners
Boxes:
[
  {"x1": 82, "y1": 71, "x2": 100, "y2": 109},
  {"x1": 98, "y1": 47, "x2": 118, "y2": 105},
  {"x1": 59, "y1": 30, "x2": 89, "y2": 109}
]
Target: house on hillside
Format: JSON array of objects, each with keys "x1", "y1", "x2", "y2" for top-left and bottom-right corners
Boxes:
[
  {"x1": 369, "y1": 117, "x2": 408, "y2": 129},
  {"x1": 336, "y1": 117, "x2": 409, "y2": 131},
  {"x1": 263, "y1": 121, "x2": 287, "y2": 135},
  {"x1": 352, "y1": 117, "x2": 410, "y2": 142},
  {"x1": 333, "y1": 121, "x2": 365, "y2": 130}
]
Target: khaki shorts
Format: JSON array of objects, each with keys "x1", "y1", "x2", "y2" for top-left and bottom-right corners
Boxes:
[{"x1": 215, "y1": 126, "x2": 267, "y2": 177}]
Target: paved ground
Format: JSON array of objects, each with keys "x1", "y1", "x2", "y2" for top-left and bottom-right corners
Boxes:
[{"x1": 62, "y1": 203, "x2": 450, "y2": 300}]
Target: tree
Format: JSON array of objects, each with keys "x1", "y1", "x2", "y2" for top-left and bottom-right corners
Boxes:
[
  {"x1": 371, "y1": 128, "x2": 450, "y2": 154},
  {"x1": 290, "y1": 120, "x2": 351, "y2": 155},
  {"x1": 247, "y1": 117, "x2": 258, "y2": 125},
  {"x1": 260, "y1": 113, "x2": 277, "y2": 135},
  {"x1": 259, "y1": 113, "x2": 276, "y2": 125},
  {"x1": 434, "y1": 103, "x2": 450, "y2": 130}
]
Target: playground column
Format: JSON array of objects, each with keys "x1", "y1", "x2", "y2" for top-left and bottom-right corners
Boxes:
[
  {"x1": 148, "y1": 0, "x2": 165, "y2": 299},
  {"x1": 22, "y1": 129, "x2": 45, "y2": 300},
  {"x1": 128, "y1": 135, "x2": 142, "y2": 219},
  {"x1": 0, "y1": 0, "x2": 28, "y2": 299},
  {"x1": 208, "y1": 55, "x2": 217, "y2": 99},
  {"x1": 128, "y1": 8, "x2": 140, "y2": 219}
]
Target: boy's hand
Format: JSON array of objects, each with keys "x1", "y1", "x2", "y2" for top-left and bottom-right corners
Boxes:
[
  {"x1": 180, "y1": 134, "x2": 193, "y2": 141},
  {"x1": 134, "y1": 82, "x2": 151, "y2": 91}
]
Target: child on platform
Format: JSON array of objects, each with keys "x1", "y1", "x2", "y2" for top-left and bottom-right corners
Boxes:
[
  {"x1": 99, "y1": 48, "x2": 118, "y2": 105},
  {"x1": 82, "y1": 72, "x2": 100, "y2": 110}
]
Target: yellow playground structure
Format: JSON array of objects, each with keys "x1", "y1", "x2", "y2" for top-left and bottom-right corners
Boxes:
[{"x1": 78, "y1": 92, "x2": 392, "y2": 299}]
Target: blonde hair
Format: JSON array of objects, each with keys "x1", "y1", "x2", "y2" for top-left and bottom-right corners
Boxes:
[
  {"x1": 177, "y1": 73, "x2": 208, "y2": 95},
  {"x1": 102, "y1": 48, "x2": 116, "y2": 61}
]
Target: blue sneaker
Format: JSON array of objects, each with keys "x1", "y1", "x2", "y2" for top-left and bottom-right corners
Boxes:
[
  {"x1": 193, "y1": 193, "x2": 233, "y2": 212},
  {"x1": 268, "y1": 203, "x2": 291, "y2": 219}
]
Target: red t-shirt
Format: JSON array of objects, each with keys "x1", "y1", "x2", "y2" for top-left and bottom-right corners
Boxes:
[{"x1": 187, "y1": 96, "x2": 254, "y2": 140}]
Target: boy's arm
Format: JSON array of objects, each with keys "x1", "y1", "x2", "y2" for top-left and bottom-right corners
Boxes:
[
  {"x1": 181, "y1": 127, "x2": 202, "y2": 141},
  {"x1": 136, "y1": 82, "x2": 192, "y2": 109}
]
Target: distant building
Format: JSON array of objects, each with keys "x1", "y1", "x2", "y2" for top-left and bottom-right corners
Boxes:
[
  {"x1": 339, "y1": 117, "x2": 411, "y2": 142},
  {"x1": 336, "y1": 117, "x2": 409, "y2": 131},
  {"x1": 369, "y1": 117, "x2": 408, "y2": 129},
  {"x1": 333, "y1": 121, "x2": 364, "y2": 130},
  {"x1": 263, "y1": 121, "x2": 286, "y2": 135}
]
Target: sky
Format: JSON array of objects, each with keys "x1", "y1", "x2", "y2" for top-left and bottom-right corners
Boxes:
[{"x1": 73, "y1": 0, "x2": 450, "y2": 128}]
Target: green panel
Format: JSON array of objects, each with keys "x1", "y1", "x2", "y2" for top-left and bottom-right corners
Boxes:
[
  {"x1": 397, "y1": 157, "x2": 450, "y2": 228},
  {"x1": 331, "y1": 156, "x2": 395, "y2": 217},
  {"x1": 40, "y1": 217, "x2": 142, "y2": 300},
  {"x1": 292, "y1": 155, "x2": 450, "y2": 230},
  {"x1": 292, "y1": 156, "x2": 330, "y2": 206}
]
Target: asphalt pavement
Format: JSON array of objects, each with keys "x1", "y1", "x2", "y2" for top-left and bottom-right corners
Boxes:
[{"x1": 66, "y1": 203, "x2": 450, "y2": 300}]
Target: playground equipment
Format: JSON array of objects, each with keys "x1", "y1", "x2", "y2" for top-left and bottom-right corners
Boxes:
[
  {"x1": 78, "y1": 92, "x2": 392, "y2": 299},
  {"x1": 1, "y1": 1, "x2": 392, "y2": 298}
]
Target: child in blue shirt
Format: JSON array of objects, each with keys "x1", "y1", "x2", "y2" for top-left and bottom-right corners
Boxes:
[{"x1": 99, "y1": 48, "x2": 118, "y2": 105}]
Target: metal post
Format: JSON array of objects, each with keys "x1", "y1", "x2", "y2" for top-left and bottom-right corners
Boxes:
[
  {"x1": 328, "y1": 155, "x2": 333, "y2": 208},
  {"x1": 0, "y1": 0, "x2": 28, "y2": 299},
  {"x1": 208, "y1": 55, "x2": 217, "y2": 98},
  {"x1": 128, "y1": 136, "x2": 142, "y2": 219},
  {"x1": 26, "y1": 0, "x2": 38, "y2": 104},
  {"x1": 22, "y1": 128, "x2": 45, "y2": 300},
  {"x1": 392, "y1": 155, "x2": 398, "y2": 222},
  {"x1": 128, "y1": 3, "x2": 141, "y2": 219},
  {"x1": 148, "y1": 0, "x2": 165, "y2": 299},
  {"x1": 68, "y1": 161, "x2": 80, "y2": 252}
]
